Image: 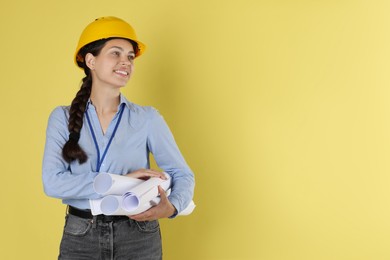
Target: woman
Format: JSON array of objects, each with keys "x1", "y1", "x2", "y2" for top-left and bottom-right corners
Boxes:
[{"x1": 42, "y1": 16, "x2": 195, "y2": 259}]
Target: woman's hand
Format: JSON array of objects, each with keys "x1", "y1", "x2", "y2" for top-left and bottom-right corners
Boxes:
[
  {"x1": 125, "y1": 168, "x2": 167, "y2": 180},
  {"x1": 129, "y1": 186, "x2": 177, "y2": 221}
]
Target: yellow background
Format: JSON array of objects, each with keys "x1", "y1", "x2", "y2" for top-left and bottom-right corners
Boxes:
[{"x1": 1, "y1": 0, "x2": 390, "y2": 259}]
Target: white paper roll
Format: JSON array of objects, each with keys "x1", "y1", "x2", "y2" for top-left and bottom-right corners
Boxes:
[
  {"x1": 90, "y1": 172, "x2": 195, "y2": 216},
  {"x1": 97, "y1": 194, "x2": 196, "y2": 216},
  {"x1": 121, "y1": 176, "x2": 171, "y2": 212},
  {"x1": 93, "y1": 173, "x2": 143, "y2": 195}
]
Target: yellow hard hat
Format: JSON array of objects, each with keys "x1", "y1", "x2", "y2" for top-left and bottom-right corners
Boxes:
[{"x1": 74, "y1": 16, "x2": 146, "y2": 67}]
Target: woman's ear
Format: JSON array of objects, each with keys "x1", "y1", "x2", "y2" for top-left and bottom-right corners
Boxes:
[{"x1": 85, "y1": 53, "x2": 95, "y2": 70}]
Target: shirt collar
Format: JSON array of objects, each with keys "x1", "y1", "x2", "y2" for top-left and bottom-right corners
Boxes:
[
  {"x1": 86, "y1": 93, "x2": 135, "y2": 112},
  {"x1": 119, "y1": 94, "x2": 136, "y2": 112}
]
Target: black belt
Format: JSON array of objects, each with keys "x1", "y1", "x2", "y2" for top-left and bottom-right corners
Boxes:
[{"x1": 68, "y1": 206, "x2": 129, "y2": 222}]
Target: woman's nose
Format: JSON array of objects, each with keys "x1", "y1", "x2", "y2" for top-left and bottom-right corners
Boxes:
[{"x1": 120, "y1": 59, "x2": 131, "y2": 65}]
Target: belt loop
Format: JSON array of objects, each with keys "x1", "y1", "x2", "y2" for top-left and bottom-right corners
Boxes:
[{"x1": 92, "y1": 215, "x2": 97, "y2": 229}]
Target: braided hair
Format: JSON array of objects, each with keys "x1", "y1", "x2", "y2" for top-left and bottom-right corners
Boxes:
[
  {"x1": 62, "y1": 39, "x2": 107, "y2": 163},
  {"x1": 62, "y1": 38, "x2": 139, "y2": 164}
]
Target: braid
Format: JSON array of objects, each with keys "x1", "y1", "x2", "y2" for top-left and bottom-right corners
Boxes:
[{"x1": 62, "y1": 74, "x2": 92, "y2": 163}]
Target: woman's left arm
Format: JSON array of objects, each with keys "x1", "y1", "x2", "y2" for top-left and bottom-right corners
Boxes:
[{"x1": 130, "y1": 107, "x2": 195, "y2": 220}]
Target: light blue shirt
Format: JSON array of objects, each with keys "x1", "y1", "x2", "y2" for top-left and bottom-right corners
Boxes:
[{"x1": 42, "y1": 95, "x2": 195, "y2": 215}]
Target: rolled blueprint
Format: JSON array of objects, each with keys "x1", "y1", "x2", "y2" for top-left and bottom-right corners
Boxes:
[
  {"x1": 90, "y1": 172, "x2": 195, "y2": 216},
  {"x1": 99, "y1": 194, "x2": 162, "y2": 215},
  {"x1": 97, "y1": 191, "x2": 196, "y2": 216},
  {"x1": 121, "y1": 176, "x2": 171, "y2": 212},
  {"x1": 93, "y1": 173, "x2": 143, "y2": 195},
  {"x1": 100, "y1": 195, "x2": 122, "y2": 215}
]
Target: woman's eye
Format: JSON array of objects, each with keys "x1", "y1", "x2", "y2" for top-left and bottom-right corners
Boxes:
[
  {"x1": 128, "y1": 55, "x2": 135, "y2": 61},
  {"x1": 112, "y1": 51, "x2": 120, "y2": 56}
]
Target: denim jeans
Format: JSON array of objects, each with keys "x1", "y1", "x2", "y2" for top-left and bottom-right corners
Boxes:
[{"x1": 58, "y1": 214, "x2": 162, "y2": 260}]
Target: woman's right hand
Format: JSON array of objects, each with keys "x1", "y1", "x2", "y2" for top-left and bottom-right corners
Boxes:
[{"x1": 125, "y1": 168, "x2": 167, "y2": 180}]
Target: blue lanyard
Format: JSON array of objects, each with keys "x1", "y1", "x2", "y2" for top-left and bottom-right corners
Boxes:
[{"x1": 85, "y1": 103, "x2": 125, "y2": 172}]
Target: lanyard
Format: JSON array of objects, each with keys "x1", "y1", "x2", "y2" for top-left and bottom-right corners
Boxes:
[{"x1": 85, "y1": 103, "x2": 125, "y2": 172}]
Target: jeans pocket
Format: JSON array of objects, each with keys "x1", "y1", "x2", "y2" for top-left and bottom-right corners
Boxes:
[
  {"x1": 135, "y1": 220, "x2": 160, "y2": 234},
  {"x1": 63, "y1": 214, "x2": 92, "y2": 236}
]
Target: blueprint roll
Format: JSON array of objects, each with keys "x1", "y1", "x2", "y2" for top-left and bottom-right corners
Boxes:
[
  {"x1": 127, "y1": 193, "x2": 196, "y2": 216},
  {"x1": 100, "y1": 195, "x2": 124, "y2": 215},
  {"x1": 121, "y1": 176, "x2": 171, "y2": 212},
  {"x1": 98, "y1": 194, "x2": 161, "y2": 216},
  {"x1": 100, "y1": 195, "x2": 120, "y2": 215},
  {"x1": 90, "y1": 172, "x2": 196, "y2": 216},
  {"x1": 93, "y1": 173, "x2": 143, "y2": 195},
  {"x1": 97, "y1": 194, "x2": 196, "y2": 216}
]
